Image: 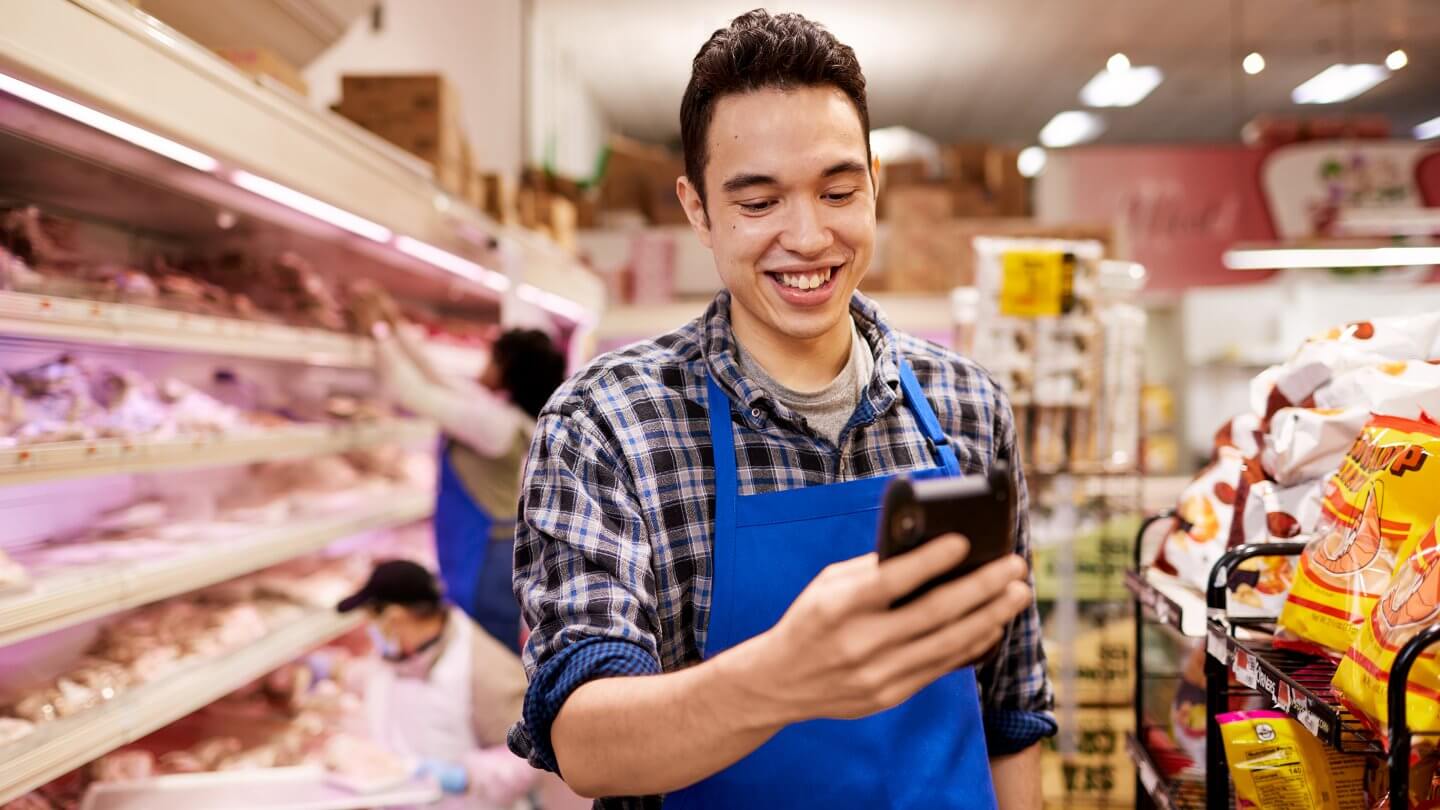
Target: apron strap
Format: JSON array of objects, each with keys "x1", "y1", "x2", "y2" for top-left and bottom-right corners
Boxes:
[
  {"x1": 705, "y1": 374, "x2": 740, "y2": 541},
  {"x1": 897, "y1": 360, "x2": 962, "y2": 476}
]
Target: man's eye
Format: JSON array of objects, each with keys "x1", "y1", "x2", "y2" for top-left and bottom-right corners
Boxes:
[
  {"x1": 823, "y1": 191, "x2": 857, "y2": 203},
  {"x1": 738, "y1": 200, "x2": 776, "y2": 213}
]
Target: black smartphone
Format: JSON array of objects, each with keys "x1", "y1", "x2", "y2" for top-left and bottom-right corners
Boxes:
[{"x1": 876, "y1": 463, "x2": 1015, "y2": 608}]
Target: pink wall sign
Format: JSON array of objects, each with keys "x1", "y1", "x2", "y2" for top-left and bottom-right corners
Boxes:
[{"x1": 1038, "y1": 145, "x2": 1277, "y2": 291}]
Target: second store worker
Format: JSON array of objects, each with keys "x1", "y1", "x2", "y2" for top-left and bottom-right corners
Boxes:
[{"x1": 368, "y1": 300, "x2": 566, "y2": 653}]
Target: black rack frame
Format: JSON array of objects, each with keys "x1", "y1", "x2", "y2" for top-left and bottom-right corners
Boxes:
[{"x1": 1129, "y1": 509, "x2": 1440, "y2": 810}]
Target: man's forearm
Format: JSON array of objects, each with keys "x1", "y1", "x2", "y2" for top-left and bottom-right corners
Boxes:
[
  {"x1": 550, "y1": 643, "x2": 788, "y2": 798},
  {"x1": 990, "y1": 743, "x2": 1043, "y2": 810}
]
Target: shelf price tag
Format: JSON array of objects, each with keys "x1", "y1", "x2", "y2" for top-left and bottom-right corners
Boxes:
[
  {"x1": 1296, "y1": 707, "x2": 1321, "y2": 737},
  {"x1": 1207, "y1": 628, "x2": 1229, "y2": 665},
  {"x1": 999, "y1": 250, "x2": 1069, "y2": 317},
  {"x1": 1232, "y1": 648, "x2": 1258, "y2": 688}
]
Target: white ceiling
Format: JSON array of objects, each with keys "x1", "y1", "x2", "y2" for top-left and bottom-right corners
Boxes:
[{"x1": 533, "y1": 0, "x2": 1440, "y2": 146}]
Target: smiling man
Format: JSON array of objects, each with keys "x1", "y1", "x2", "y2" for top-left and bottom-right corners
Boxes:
[{"x1": 508, "y1": 10, "x2": 1054, "y2": 809}]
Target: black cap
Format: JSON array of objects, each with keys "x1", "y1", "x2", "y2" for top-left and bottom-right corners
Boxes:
[{"x1": 337, "y1": 560, "x2": 442, "y2": 613}]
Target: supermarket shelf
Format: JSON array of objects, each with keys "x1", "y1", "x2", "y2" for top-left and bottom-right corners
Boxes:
[
  {"x1": 1126, "y1": 732, "x2": 1205, "y2": 810},
  {"x1": 0, "y1": 291, "x2": 491, "y2": 378},
  {"x1": 79, "y1": 765, "x2": 441, "y2": 810},
  {"x1": 1126, "y1": 569, "x2": 1206, "y2": 637},
  {"x1": 0, "y1": 490, "x2": 431, "y2": 647},
  {"x1": 0, "y1": 418, "x2": 437, "y2": 486},
  {"x1": 0, "y1": 291, "x2": 371, "y2": 366},
  {"x1": 0, "y1": 0, "x2": 604, "y2": 320},
  {"x1": 0, "y1": 607, "x2": 364, "y2": 805},
  {"x1": 1207, "y1": 620, "x2": 1381, "y2": 755}
]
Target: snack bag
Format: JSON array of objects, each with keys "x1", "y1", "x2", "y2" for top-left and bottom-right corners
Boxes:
[
  {"x1": 1263, "y1": 407, "x2": 1372, "y2": 486},
  {"x1": 1228, "y1": 478, "x2": 1325, "y2": 616},
  {"x1": 1278, "y1": 415, "x2": 1440, "y2": 655},
  {"x1": 1334, "y1": 516, "x2": 1440, "y2": 740},
  {"x1": 1219, "y1": 710, "x2": 1368, "y2": 809},
  {"x1": 1316, "y1": 360, "x2": 1440, "y2": 414},
  {"x1": 1157, "y1": 447, "x2": 1263, "y2": 589},
  {"x1": 1251, "y1": 313, "x2": 1440, "y2": 425}
]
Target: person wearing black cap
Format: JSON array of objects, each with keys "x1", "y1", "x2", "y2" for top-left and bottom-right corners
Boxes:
[{"x1": 336, "y1": 560, "x2": 540, "y2": 809}]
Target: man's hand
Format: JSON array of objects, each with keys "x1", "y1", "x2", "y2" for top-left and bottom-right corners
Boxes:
[
  {"x1": 550, "y1": 535, "x2": 1033, "y2": 797},
  {"x1": 734, "y1": 535, "x2": 1032, "y2": 724}
]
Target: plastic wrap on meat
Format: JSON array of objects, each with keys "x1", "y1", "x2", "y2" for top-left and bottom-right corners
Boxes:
[
  {"x1": 0, "y1": 207, "x2": 81, "y2": 269},
  {"x1": 323, "y1": 734, "x2": 409, "y2": 781},
  {"x1": 0, "y1": 243, "x2": 44, "y2": 290},
  {"x1": 0, "y1": 547, "x2": 29, "y2": 592},
  {"x1": 8, "y1": 356, "x2": 97, "y2": 443},
  {"x1": 155, "y1": 379, "x2": 244, "y2": 434},
  {"x1": 92, "y1": 750, "x2": 155, "y2": 783},
  {"x1": 0, "y1": 717, "x2": 35, "y2": 744},
  {"x1": 89, "y1": 370, "x2": 170, "y2": 438}
]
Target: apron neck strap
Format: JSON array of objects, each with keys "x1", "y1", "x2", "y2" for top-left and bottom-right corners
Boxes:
[
  {"x1": 706, "y1": 374, "x2": 741, "y2": 537},
  {"x1": 897, "y1": 361, "x2": 962, "y2": 475}
]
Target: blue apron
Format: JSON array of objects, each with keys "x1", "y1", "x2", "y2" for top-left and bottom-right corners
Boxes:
[
  {"x1": 664, "y1": 361, "x2": 998, "y2": 809},
  {"x1": 434, "y1": 440, "x2": 521, "y2": 654}
]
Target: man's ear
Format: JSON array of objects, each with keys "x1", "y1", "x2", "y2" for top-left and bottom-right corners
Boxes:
[
  {"x1": 677, "y1": 175, "x2": 712, "y2": 249},
  {"x1": 871, "y1": 154, "x2": 882, "y2": 195}
]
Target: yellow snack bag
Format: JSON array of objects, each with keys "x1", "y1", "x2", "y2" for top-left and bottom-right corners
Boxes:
[
  {"x1": 1219, "y1": 710, "x2": 1368, "y2": 809},
  {"x1": 1334, "y1": 516, "x2": 1440, "y2": 739},
  {"x1": 1277, "y1": 415, "x2": 1440, "y2": 655}
]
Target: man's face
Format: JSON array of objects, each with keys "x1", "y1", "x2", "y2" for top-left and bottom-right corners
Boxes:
[{"x1": 679, "y1": 86, "x2": 876, "y2": 347}]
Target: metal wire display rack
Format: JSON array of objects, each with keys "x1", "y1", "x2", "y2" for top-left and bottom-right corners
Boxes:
[{"x1": 1123, "y1": 526, "x2": 1440, "y2": 810}]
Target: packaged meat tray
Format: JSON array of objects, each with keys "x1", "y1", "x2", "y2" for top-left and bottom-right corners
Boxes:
[{"x1": 77, "y1": 765, "x2": 439, "y2": 810}]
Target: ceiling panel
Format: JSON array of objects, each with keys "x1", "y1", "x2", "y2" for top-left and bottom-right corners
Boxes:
[{"x1": 535, "y1": 0, "x2": 1440, "y2": 145}]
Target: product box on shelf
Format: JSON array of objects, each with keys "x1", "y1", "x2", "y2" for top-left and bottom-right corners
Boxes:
[
  {"x1": 1040, "y1": 707, "x2": 1135, "y2": 809},
  {"x1": 596, "y1": 135, "x2": 687, "y2": 227},
  {"x1": 1043, "y1": 606, "x2": 1135, "y2": 706},
  {"x1": 336, "y1": 73, "x2": 466, "y2": 187},
  {"x1": 215, "y1": 47, "x2": 308, "y2": 97}
]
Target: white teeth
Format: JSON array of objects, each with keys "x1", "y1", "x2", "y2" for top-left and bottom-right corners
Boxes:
[{"x1": 776, "y1": 268, "x2": 834, "y2": 291}]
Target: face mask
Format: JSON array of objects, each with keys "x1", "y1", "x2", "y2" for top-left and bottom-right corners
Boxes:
[{"x1": 368, "y1": 624, "x2": 404, "y2": 662}]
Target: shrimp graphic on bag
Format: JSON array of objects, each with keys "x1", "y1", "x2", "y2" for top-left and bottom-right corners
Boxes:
[{"x1": 1310, "y1": 485, "x2": 1389, "y2": 589}]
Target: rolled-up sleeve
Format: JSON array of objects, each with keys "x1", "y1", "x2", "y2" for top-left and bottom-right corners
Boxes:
[
  {"x1": 507, "y1": 404, "x2": 661, "y2": 772},
  {"x1": 975, "y1": 385, "x2": 1057, "y2": 756}
]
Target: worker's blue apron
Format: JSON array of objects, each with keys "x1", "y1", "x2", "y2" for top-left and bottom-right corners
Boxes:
[
  {"x1": 434, "y1": 440, "x2": 521, "y2": 654},
  {"x1": 664, "y1": 361, "x2": 998, "y2": 809}
]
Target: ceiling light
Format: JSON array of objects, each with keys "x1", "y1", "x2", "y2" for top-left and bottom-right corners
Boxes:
[
  {"x1": 394, "y1": 236, "x2": 509, "y2": 291},
  {"x1": 1415, "y1": 114, "x2": 1440, "y2": 140},
  {"x1": 1017, "y1": 146, "x2": 1047, "y2": 178},
  {"x1": 1039, "y1": 111, "x2": 1106, "y2": 148},
  {"x1": 1291, "y1": 64, "x2": 1390, "y2": 104},
  {"x1": 1080, "y1": 65, "x2": 1164, "y2": 107},
  {"x1": 1223, "y1": 243, "x2": 1440, "y2": 270},
  {"x1": 0, "y1": 71, "x2": 219, "y2": 172},
  {"x1": 1386, "y1": 49, "x2": 1409, "y2": 70},
  {"x1": 231, "y1": 170, "x2": 392, "y2": 243},
  {"x1": 1243, "y1": 52, "x2": 1266, "y2": 75},
  {"x1": 1334, "y1": 208, "x2": 1440, "y2": 236},
  {"x1": 1106, "y1": 53, "x2": 1131, "y2": 73}
]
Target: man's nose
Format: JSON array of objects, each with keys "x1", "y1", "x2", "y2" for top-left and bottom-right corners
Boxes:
[{"x1": 777, "y1": 198, "x2": 835, "y2": 257}]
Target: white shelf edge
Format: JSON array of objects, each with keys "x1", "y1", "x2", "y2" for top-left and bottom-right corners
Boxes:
[
  {"x1": 0, "y1": 419, "x2": 438, "y2": 487},
  {"x1": 0, "y1": 607, "x2": 365, "y2": 805},
  {"x1": 0, "y1": 490, "x2": 432, "y2": 648},
  {"x1": 0, "y1": 291, "x2": 489, "y2": 377}
]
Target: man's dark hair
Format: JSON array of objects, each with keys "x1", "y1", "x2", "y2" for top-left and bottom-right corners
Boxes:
[
  {"x1": 680, "y1": 9, "x2": 870, "y2": 206},
  {"x1": 493, "y1": 328, "x2": 566, "y2": 419}
]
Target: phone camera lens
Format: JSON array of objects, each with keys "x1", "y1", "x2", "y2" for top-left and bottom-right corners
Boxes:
[{"x1": 894, "y1": 505, "x2": 923, "y2": 543}]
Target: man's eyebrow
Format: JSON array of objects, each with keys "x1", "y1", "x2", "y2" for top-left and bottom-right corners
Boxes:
[
  {"x1": 721, "y1": 172, "x2": 779, "y2": 194},
  {"x1": 821, "y1": 160, "x2": 868, "y2": 178}
]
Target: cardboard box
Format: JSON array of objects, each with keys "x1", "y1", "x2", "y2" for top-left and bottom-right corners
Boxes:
[
  {"x1": 880, "y1": 159, "x2": 929, "y2": 189},
  {"x1": 340, "y1": 74, "x2": 458, "y2": 121},
  {"x1": 479, "y1": 173, "x2": 518, "y2": 225},
  {"x1": 984, "y1": 147, "x2": 1029, "y2": 216},
  {"x1": 881, "y1": 185, "x2": 954, "y2": 224},
  {"x1": 597, "y1": 135, "x2": 686, "y2": 226},
  {"x1": 1040, "y1": 708, "x2": 1135, "y2": 808},
  {"x1": 941, "y1": 142, "x2": 990, "y2": 186},
  {"x1": 878, "y1": 219, "x2": 1114, "y2": 293},
  {"x1": 217, "y1": 47, "x2": 308, "y2": 97},
  {"x1": 548, "y1": 197, "x2": 578, "y2": 254}
]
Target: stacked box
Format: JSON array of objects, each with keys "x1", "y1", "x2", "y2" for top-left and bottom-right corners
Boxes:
[
  {"x1": 336, "y1": 74, "x2": 467, "y2": 192},
  {"x1": 596, "y1": 136, "x2": 687, "y2": 227},
  {"x1": 1040, "y1": 708, "x2": 1135, "y2": 809}
]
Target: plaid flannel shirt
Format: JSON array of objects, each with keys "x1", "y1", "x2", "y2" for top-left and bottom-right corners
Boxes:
[{"x1": 509, "y1": 292, "x2": 1055, "y2": 808}]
